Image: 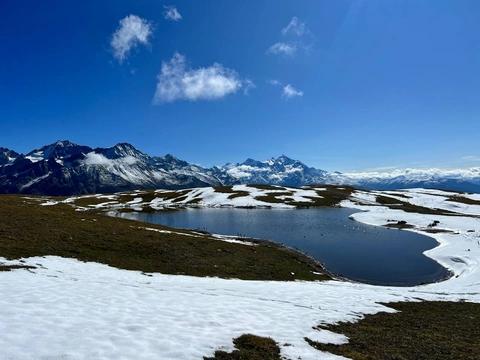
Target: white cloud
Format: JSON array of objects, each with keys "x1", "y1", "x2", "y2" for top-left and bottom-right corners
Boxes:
[
  {"x1": 163, "y1": 5, "x2": 182, "y2": 21},
  {"x1": 267, "y1": 17, "x2": 311, "y2": 57},
  {"x1": 267, "y1": 42, "x2": 297, "y2": 56},
  {"x1": 282, "y1": 84, "x2": 303, "y2": 99},
  {"x1": 153, "y1": 53, "x2": 246, "y2": 103},
  {"x1": 111, "y1": 15, "x2": 152, "y2": 63},
  {"x1": 268, "y1": 80, "x2": 303, "y2": 99},
  {"x1": 282, "y1": 16, "x2": 308, "y2": 37}
]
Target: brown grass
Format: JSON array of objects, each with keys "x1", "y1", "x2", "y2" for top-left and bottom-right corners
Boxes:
[
  {"x1": 0, "y1": 195, "x2": 330, "y2": 281},
  {"x1": 375, "y1": 195, "x2": 461, "y2": 216},
  {"x1": 447, "y1": 195, "x2": 480, "y2": 206},
  {"x1": 306, "y1": 301, "x2": 480, "y2": 360},
  {"x1": 204, "y1": 334, "x2": 281, "y2": 360}
]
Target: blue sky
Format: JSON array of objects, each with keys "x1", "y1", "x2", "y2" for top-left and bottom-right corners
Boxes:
[{"x1": 1, "y1": 0, "x2": 479, "y2": 171}]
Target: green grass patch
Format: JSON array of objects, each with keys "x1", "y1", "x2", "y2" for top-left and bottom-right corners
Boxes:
[
  {"x1": 0, "y1": 195, "x2": 330, "y2": 281},
  {"x1": 204, "y1": 334, "x2": 281, "y2": 360},
  {"x1": 307, "y1": 301, "x2": 480, "y2": 360}
]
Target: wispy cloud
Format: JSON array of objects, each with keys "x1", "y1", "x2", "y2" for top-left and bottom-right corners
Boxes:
[
  {"x1": 282, "y1": 84, "x2": 303, "y2": 98},
  {"x1": 268, "y1": 80, "x2": 303, "y2": 99},
  {"x1": 268, "y1": 79, "x2": 281, "y2": 86},
  {"x1": 267, "y1": 42, "x2": 297, "y2": 56},
  {"x1": 268, "y1": 16, "x2": 312, "y2": 57},
  {"x1": 461, "y1": 155, "x2": 480, "y2": 162},
  {"x1": 282, "y1": 16, "x2": 308, "y2": 37},
  {"x1": 111, "y1": 15, "x2": 152, "y2": 63},
  {"x1": 243, "y1": 79, "x2": 256, "y2": 95},
  {"x1": 163, "y1": 5, "x2": 182, "y2": 21},
  {"x1": 153, "y1": 53, "x2": 247, "y2": 103}
]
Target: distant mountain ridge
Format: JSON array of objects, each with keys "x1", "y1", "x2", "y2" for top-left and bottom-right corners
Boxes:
[
  {"x1": 218, "y1": 155, "x2": 328, "y2": 188},
  {"x1": 0, "y1": 140, "x2": 479, "y2": 195},
  {"x1": 0, "y1": 141, "x2": 228, "y2": 195}
]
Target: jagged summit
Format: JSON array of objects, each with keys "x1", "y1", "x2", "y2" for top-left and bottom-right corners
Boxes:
[
  {"x1": 25, "y1": 140, "x2": 91, "y2": 163},
  {"x1": 0, "y1": 147, "x2": 20, "y2": 166},
  {"x1": 221, "y1": 155, "x2": 328, "y2": 187},
  {"x1": 96, "y1": 142, "x2": 147, "y2": 160}
]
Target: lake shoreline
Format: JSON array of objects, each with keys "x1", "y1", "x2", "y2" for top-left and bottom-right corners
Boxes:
[{"x1": 114, "y1": 206, "x2": 451, "y2": 286}]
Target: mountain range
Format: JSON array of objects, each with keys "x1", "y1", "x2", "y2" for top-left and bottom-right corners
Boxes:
[{"x1": 0, "y1": 140, "x2": 479, "y2": 195}]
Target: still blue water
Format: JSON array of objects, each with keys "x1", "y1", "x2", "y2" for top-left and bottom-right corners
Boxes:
[{"x1": 119, "y1": 207, "x2": 450, "y2": 286}]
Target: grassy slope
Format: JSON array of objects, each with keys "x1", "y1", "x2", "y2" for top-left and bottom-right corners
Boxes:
[
  {"x1": 0, "y1": 195, "x2": 329, "y2": 281},
  {"x1": 307, "y1": 301, "x2": 480, "y2": 360}
]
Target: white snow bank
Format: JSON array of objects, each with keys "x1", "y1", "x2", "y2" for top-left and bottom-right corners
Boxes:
[{"x1": 1, "y1": 254, "x2": 478, "y2": 360}]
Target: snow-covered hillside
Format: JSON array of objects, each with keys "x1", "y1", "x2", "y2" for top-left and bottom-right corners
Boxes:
[{"x1": 3, "y1": 187, "x2": 480, "y2": 359}]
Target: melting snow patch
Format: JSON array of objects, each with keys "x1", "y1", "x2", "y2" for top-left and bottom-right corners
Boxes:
[{"x1": 1, "y1": 254, "x2": 478, "y2": 360}]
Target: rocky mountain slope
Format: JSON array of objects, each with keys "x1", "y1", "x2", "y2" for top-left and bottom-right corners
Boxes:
[
  {"x1": 0, "y1": 141, "x2": 228, "y2": 195},
  {"x1": 0, "y1": 140, "x2": 479, "y2": 195}
]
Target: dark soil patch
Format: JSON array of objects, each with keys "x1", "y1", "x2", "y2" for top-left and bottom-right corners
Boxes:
[
  {"x1": 214, "y1": 186, "x2": 250, "y2": 199},
  {"x1": 447, "y1": 195, "x2": 480, "y2": 206},
  {"x1": 421, "y1": 228, "x2": 456, "y2": 234},
  {"x1": 385, "y1": 220, "x2": 415, "y2": 229},
  {"x1": 214, "y1": 186, "x2": 236, "y2": 193},
  {"x1": 204, "y1": 334, "x2": 281, "y2": 360},
  {"x1": 255, "y1": 191, "x2": 294, "y2": 204},
  {"x1": 0, "y1": 264, "x2": 36, "y2": 271},
  {"x1": 299, "y1": 185, "x2": 355, "y2": 207},
  {"x1": 227, "y1": 192, "x2": 249, "y2": 199},
  {"x1": 307, "y1": 301, "x2": 480, "y2": 360},
  {"x1": 248, "y1": 184, "x2": 286, "y2": 191},
  {"x1": 155, "y1": 190, "x2": 191, "y2": 201}
]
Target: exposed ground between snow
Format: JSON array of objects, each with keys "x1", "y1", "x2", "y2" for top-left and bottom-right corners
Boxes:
[
  {"x1": 1, "y1": 186, "x2": 480, "y2": 359},
  {"x1": 0, "y1": 196, "x2": 328, "y2": 281}
]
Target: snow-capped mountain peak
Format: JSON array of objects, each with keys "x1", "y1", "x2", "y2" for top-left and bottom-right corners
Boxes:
[
  {"x1": 96, "y1": 143, "x2": 147, "y2": 160},
  {"x1": 0, "y1": 147, "x2": 20, "y2": 166},
  {"x1": 25, "y1": 140, "x2": 91, "y2": 163},
  {"x1": 219, "y1": 155, "x2": 328, "y2": 187},
  {"x1": 1, "y1": 140, "x2": 480, "y2": 195}
]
